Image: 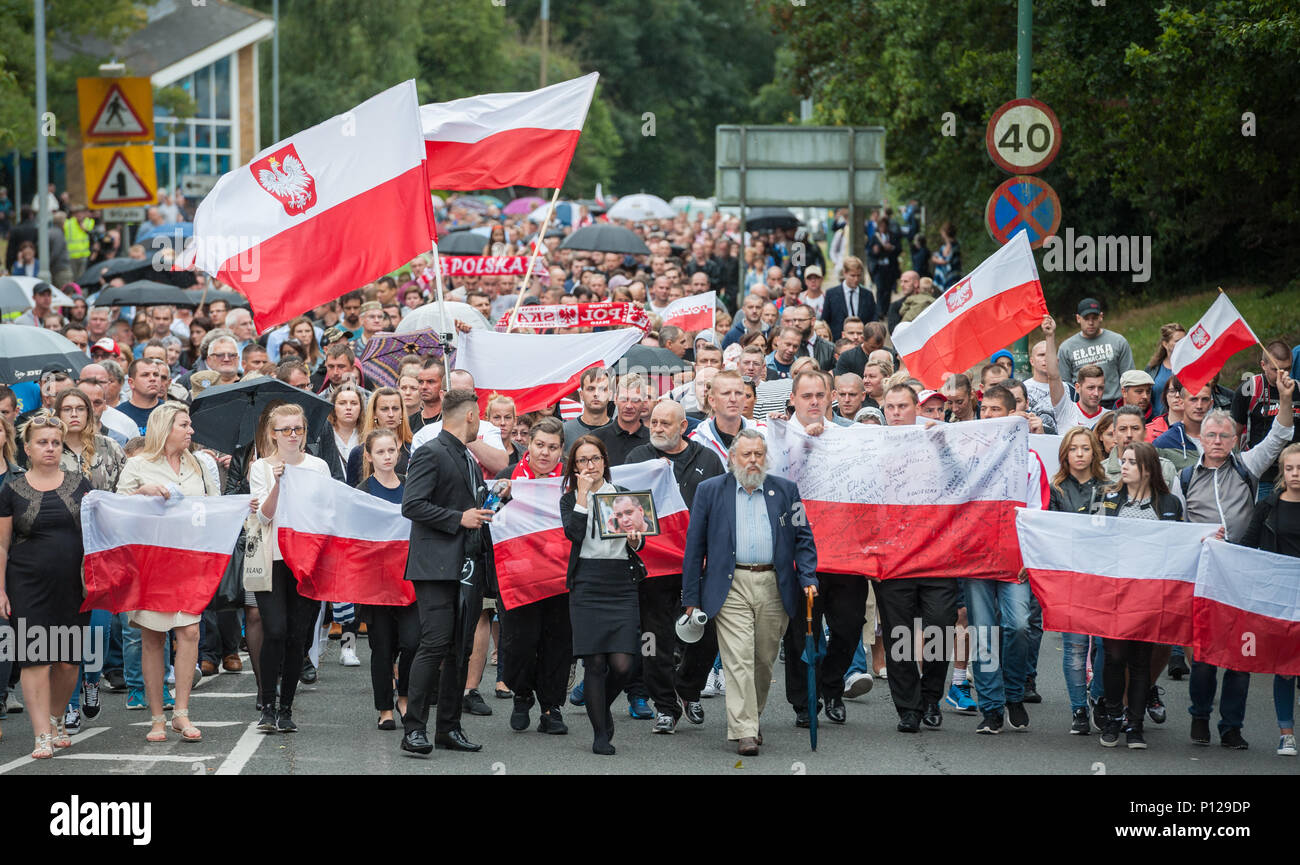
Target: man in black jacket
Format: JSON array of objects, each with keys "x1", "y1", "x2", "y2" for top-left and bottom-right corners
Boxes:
[
  {"x1": 399, "y1": 388, "x2": 507, "y2": 755},
  {"x1": 626, "y1": 400, "x2": 725, "y2": 733}
]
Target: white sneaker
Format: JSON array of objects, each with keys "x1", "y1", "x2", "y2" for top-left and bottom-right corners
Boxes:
[
  {"x1": 701, "y1": 668, "x2": 720, "y2": 698},
  {"x1": 165, "y1": 665, "x2": 176, "y2": 685},
  {"x1": 876, "y1": 666, "x2": 888, "y2": 680},
  {"x1": 1279, "y1": 734, "x2": 1297, "y2": 756},
  {"x1": 339, "y1": 645, "x2": 361, "y2": 667},
  {"x1": 715, "y1": 668, "x2": 726, "y2": 696},
  {"x1": 844, "y1": 671, "x2": 874, "y2": 699}
]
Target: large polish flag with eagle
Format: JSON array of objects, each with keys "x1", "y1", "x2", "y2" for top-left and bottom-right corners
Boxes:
[{"x1": 182, "y1": 80, "x2": 435, "y2": 329}]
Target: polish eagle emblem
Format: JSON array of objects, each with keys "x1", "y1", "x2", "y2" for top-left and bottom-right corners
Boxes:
[{"x1": 251, "y1": 144, "x2": 317, "y2": 216}]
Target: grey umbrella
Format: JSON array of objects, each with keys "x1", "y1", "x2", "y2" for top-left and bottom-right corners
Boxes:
[
  {"x1": 560, "y1": 224, "x2": 650, "y2": 255},
  {"x1": 0, "y1": 325, "x2": 90, "y2": 384},
  {"x1": 437, "y1": 230, "x2": 489, "y2": 255},
  {"x1": 0, "y1": 277, "x2": 33, "y2": 316}
]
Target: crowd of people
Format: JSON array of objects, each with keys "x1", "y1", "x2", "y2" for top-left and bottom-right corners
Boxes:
[{"x1": 1, "y1": 189, "x2": 1298, "y2": 764}]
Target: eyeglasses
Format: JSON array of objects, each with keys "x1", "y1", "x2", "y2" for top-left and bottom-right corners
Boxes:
[
  {"x1": 25, "y1": 414, "x2": 66, "y2": 430},
  {"x1": 1202, "y1": 432, "x2": 1234, "y2": 441},
  {"x1": 210, "y1": 352, "x2": 239, "y2": 361},
  {"x1": 274, "y1": 426, "x2": 305, "y2": 436},
  {"x1": 575, "y1": 455, "x2": 603, "y2": 466}
]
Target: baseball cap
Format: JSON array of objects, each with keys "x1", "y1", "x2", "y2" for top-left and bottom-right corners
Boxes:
[
  {"x1": 90, "y1": 338, "x2": 119, "y2": 354},
  {"x1": 804, "y1": 265, "x2": 824, "y2": 278},
  {"x1": 918, "y1": 389, "x2": 948, "y2": 405},
  {"x1": 1120, "y1": 369, "x2": 1155, "y2": 388},
  {"x1": 33, "y1": 282, "x2": 53, "y2": 294},
  {"x1": 854, "y1": 406, "x2": 885, "y2": 424},
  {"x1": 608, "y1": 274, "x2": 632, "y2": 289},
  {"x1": 1077, "y1": 298, "x2": 1103, "y2": 316}
]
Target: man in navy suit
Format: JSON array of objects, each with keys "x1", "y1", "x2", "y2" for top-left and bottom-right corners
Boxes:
[
  {"x1": 682, "y1": 429, "x2": 818, "y2": 756},
  {"x1": 820, "y1": 256, "x2": 876, "y2": 339}
]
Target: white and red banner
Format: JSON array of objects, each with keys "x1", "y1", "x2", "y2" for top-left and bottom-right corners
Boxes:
[
  {"x1": 277, "y1": 466, "x2": 416, "y2": 607},
  {"x1": 81, "y1": 491, "x2": 250, "y2": 615},
  {"x1": 765, "y1": 416, "x2": 1028, "y2": 579},
  {"x1": 492, "y1": 460, "x2": 689, "y2": 609},
  {"x1": 421, "y1": 73, "x2": 598, "y2": 190},
  {"x1": 1169, "y1": 293, "x2": 1259, "y2": 397},
  {"x1": 494, "y1": 302, "x2": 650, "y2": 333},
  {"x1": 185, "y1": 80, "x2": 435, "y2": 329},
  {"x1": 439, "y1": 255, "x2": 546, "y2": 278},
  {"x1": 1016, "y1": 509, "x2": 1211, "y2": 645},
  {"x1": 891, "y1": 231, "x2": 1048, "y2": 389},
  {"x1": 455, "y1": 326, "x2": 642, "y2": 415},
  {"x1": 1193, "y1": 540, "x2": 1300, "y2": 676},
  {"x1": 661, "y1": 291, "x2": 716, "y2": 333}
]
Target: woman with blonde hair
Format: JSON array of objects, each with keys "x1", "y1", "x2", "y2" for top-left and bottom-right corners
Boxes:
[
  {"x1": 115, "y1": 402, "x2": 225, "y2": 744},
  {"x1": 345, "y1": 386, "x2": 412, "y2": 485},
  {"x1": 249, "y1": 402, "x2": 331, "y2": 733},
  {"x1": 0, "y1": 415, "x2": 21, "y2": 486}
]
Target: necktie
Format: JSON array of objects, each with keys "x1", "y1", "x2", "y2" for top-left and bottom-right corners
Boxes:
[{"x1": 848, "y1": 288, "x2": 856, "y2": 317}]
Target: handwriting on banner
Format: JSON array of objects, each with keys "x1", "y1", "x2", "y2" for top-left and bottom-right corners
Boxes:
[{"x1": 438, "y1": 256, "x2": 546, "y2": 277}]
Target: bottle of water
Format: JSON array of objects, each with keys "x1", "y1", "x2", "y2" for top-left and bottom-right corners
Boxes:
[{"x1": 483, "y1": 479, "x2": 509, "y2": 513}]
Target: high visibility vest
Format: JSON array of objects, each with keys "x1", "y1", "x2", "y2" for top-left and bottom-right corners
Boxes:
[{"x1": 64, "y1": 216, "x2": 93, "y2": 260}]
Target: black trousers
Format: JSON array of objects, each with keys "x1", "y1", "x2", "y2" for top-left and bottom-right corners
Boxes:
[
  {"x1": 873, "y1": 577, "x2": 958, "y2": 716},
  {"x1": 499, "y1": 594, "x2": 572, "y2": 710},
  {"x1": 361, "y1": 602, "x2": 420, "y2": 712},
  {"x1": 784, "y1": 571, "x2": 869, "y2": 710},
  {"x1": 634, "y1": 574, "x2": 719, "y2": 715},
  {"x1": 1103, "y1": 638, "x2": 1154, "y2": 727},
  {"x1": 404, "y1": 577, "x2": 483, "y2": 735},
  {"x1": 874, "y1": 270, "x2": 898, "y2": 319},
  {"x1": 199, "y1": 608, "x2": 240, "y2": 664},
  {"x1": 254, "y1": 562, "x2": 319, "y2": 709}
]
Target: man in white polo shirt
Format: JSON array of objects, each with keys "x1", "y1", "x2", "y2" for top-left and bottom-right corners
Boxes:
[{"x1": 1042, "y1": 314, "x2": 1107, "y2": 430}]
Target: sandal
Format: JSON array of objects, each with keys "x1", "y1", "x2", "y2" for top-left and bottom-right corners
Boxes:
[
  {"x1": 171, "y1": 710, "x2": 202, "y2": 742},
  {"x1": 146, "y1": 714, "x2": 168, "y2": 743},
  {"x1": 32, "y1": 732, "x2": 54, "y2": 759},
  {"x1": 49, "y1": 716, "x2": 71, "y2": 749}
]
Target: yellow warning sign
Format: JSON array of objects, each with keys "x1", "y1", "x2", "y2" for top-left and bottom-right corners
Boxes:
[
  {"x1": 78, "y1": 77, "x2": 154, "y2": 142},
  {"x1": 84, "y1": 145, "x2": 157, "y2": 208}
]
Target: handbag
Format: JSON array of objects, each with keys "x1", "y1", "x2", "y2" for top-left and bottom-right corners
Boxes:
[
  {"x1": 242, "y1": 515, "x2": 273, "y2": 592},
  {"x1": 211, "y1": 526, "x2": 247, "y2": 610}
]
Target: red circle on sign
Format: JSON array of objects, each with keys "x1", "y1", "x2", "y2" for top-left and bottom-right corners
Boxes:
[
  {"x1": 986, "y1": 97, "x2": 1062, "y2": 175},
  {"x1": 985, "y1": 175, "x2": 1061, "y2": 250}
]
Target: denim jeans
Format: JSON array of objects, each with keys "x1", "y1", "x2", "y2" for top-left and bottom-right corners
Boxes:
[
  {"x1": 66, "y1": 609, "x2": 111, "y2": 711},
  {"x1": 117, "y1": 612, "x2": 170, "y2": 691},
  {"x1": 1188, "y1": 660, "x2": 1250, "y2": 733},
  {"x1": 1063, "y1": 633, "x2": 1105, "y2": 711},
  {"x1": 105, "y1": 612, "x2": 123, "y2": 674},
  {"x1": 1275, "y1": 675, "x2": 1296, "y2": 729},
  {"x1": 963, "y1": 578, "x2": 1032, "y2": 714},
  {"x1": 846, "y1": 635, "x2": 869, "y2": 678}
]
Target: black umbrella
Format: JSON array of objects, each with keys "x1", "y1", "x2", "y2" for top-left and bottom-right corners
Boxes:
[
  {"x1": 94, "y1": 280, "x2": 201, "y2": 309},
  {"x1": 745, "y1": 207, "x2": 801, "y2": 232},
  {"x1": 613, "y1": 344, "x2": 689, "y2": 376},
  {"x1": 86, "y1": 256, "x2": 198, "y2": 289},
  {"x1": 80, "y1": 258, "x2": 135, "y2": 286},
  {"x1": 437, "y1": 230, "x2": 488, "y2": 255},
  {"x1": 561, "y1": 224, "x2": 651, "y2": 256},
  {"x1": 0, "y1": 325, "x2": 90, "y2": 384},
  {"x1": 185, "y1": 288, "x2": 251, "y2": 309},
  {"x1": 190, "y1": 377, "x2": 333, "y2": 454}
]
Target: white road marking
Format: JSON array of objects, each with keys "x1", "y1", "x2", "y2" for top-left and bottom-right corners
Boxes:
[
  {"x1": 128, "y1": 720, "x2": 244, "y2": 727},
  {"x1": 46, "y1": 753, "x2": 221, "y2": 763},
  {"x1": 0, "y1": 726, "x2": 111, "y2": 775},
  {"x1": 190, "y1": 692, "x2": 258, "y2": 698},
  {"x1": 215, "y1": 721, "x2": 266, "y2": 776}
]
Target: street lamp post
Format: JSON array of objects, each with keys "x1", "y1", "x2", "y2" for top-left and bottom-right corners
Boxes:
[{"x1": 34, "y1": 0, "x2": 50, "y2": 281}]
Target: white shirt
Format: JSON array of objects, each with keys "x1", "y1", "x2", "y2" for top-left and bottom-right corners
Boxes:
[
  {"x1": 411, "y1": 418, "x2": 506, "y2": 466},
  {"x1": 250, "y1": 454, "x2": 331, "y2": 560},
  {"x1": 801, "y1": 291, "x2": 825, "y2": 318},
  {"x1": 1053, "y1": 390, "x2": 1106, "y2": 430},
  {"x1": 573, "y1": 480, "x2": 630, "y2": 560}
]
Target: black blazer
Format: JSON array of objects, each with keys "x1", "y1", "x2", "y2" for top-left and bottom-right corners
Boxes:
[
  {"x1": 401, "y1": 429, "x2": 490, "y2": 582},
  {"x1": 559, "y1": 484, "x2": 645, "y2": 592},
  {"x1": 820, "y1": 283, "x2": 876, "y2": 339}
]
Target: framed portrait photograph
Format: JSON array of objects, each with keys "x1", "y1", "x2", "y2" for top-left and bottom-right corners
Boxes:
[{"x1": 593, "y1": 490, "x2": 660, "y2": 540}]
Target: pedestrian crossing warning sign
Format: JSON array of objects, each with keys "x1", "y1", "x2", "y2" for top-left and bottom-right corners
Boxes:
[
  {"x1": 78, "y1": 77, "x2": 154, "y2": 142},
  {"x1": 85, "y1": 145, "x2": 157, "y2": 207}
]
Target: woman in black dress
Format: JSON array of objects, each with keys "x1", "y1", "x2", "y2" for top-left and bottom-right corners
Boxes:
[
  {"x1": 559, "y1": 435, "x2": 645, "y2": 755},
  {"x1": 0, "y1": 414, "x2": 92, "y2": 760}
]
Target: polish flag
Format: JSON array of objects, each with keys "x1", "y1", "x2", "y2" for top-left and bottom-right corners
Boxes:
[
  {"x1": 891, "y1": 231, "x2": 1048, "y2": 389},
  {"x1": 559, "y1": 398, "x2": 583, "y2": 420},
  {"x1": 455, "y1": 327, "x2": 642, "y2": 415},
  {"x1": 1016, "y1": 509, "x2": 1212, "y2": 644},
  {"x1": 492, "y1": 460, "x2": 688, "y2": 609},
  {"x1": 81, "y1": 491, "x2": 251, "y2": 615},
  {"x1": 185, "y1": 80, "x2": 435, "y2": 329},
  {"x1": 1169, "y1": 293, "x2": 1259, "y2": 397},
  {"x1": 661, "y1": 291, "x2": 716, "y2": 333},
  {"x1": 276, "y1": 466, "x2": 416, "y2": 607},
  {"x1": 766, "y1": 417, "x2": 1028, "y2": 580},
  {"x1": 1193, "y1": 540, "x2": 1300, "y2": 676},
  {"x1": 422, "y1": 73, "x2": 598, "y2": 191}
]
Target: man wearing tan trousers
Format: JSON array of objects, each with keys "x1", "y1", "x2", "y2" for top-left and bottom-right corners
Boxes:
[{"x1": 683, "y1": 430, "x2": 819, "y2": 756}]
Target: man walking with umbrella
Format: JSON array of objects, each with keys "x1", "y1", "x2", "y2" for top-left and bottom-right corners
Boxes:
[{"x1": 682, "y1": 429, "x2": 818, "y2": 756}]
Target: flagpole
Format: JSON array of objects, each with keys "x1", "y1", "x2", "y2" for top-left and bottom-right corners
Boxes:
[
  {"x1": 507, "y1": 186, "x2": 562, "y2": 332},
  {"x1": 430, "y1": 240, "x2": 453, "y2": 384}
]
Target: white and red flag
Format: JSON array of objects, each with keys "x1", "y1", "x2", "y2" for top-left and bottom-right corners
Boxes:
[
  {"x1": 1016, "y1": 509, "x2": 1211, "y2": 644},
  {"x1": 184, "y1": 80, "x2": 435, "y2": 329},
  {"x1": 1193, "y1": 540, "x2": 1300, "y2": 676},
  {"x1": 493, "y1": 301, "x2": 651, "y2": 333},
  {"x1": 661, "y1": 291, "x2": 716, "y2": 333},
  {"x1": 765, "y1": 417, "x2": 1028, "y2": 580},
  {"x1": 1169, "y1": 293, "x2": 1259, "y2": 397},
  {"x1": 81, "y1": 491, "x2": 250, "y2": 615},
  {"x1": 421, "y1": 73, "x2": 598, "y2": 190},
  {"x1": 492, "y1": 460, "x2": 688, "y2": 609},
  {"x1": 455, "y1": 327, "x2": 642, "y2": 415},
  {"x1": 891, "y1": 231, "x2": 1048, "y2": 389},
  {"x1": 276, "y1": 467, "x2": 415, "y2": 607}
]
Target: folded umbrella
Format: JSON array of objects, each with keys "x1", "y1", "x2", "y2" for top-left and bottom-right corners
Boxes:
[
  {"x1": 802, "y1": 588, "x2": 825, "y2": 751},
  {"x1": 358, "y1": 329, "x2": 451, "y2": 388},
  {"x1": 189, "y1": 377, "x2": 334, "y2": 455},
  {"x1": 0, "y1": 325, "x2": 90, "y2": 384}
]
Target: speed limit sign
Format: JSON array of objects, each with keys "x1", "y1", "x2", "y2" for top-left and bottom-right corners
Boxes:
[{"x1": 986, "y1": 98, "x2": 1061, "y2": 174}]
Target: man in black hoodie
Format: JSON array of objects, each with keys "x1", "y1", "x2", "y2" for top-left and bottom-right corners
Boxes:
[{"x1": 626, "y1": 400, "x2": 725, "y2": 733}]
